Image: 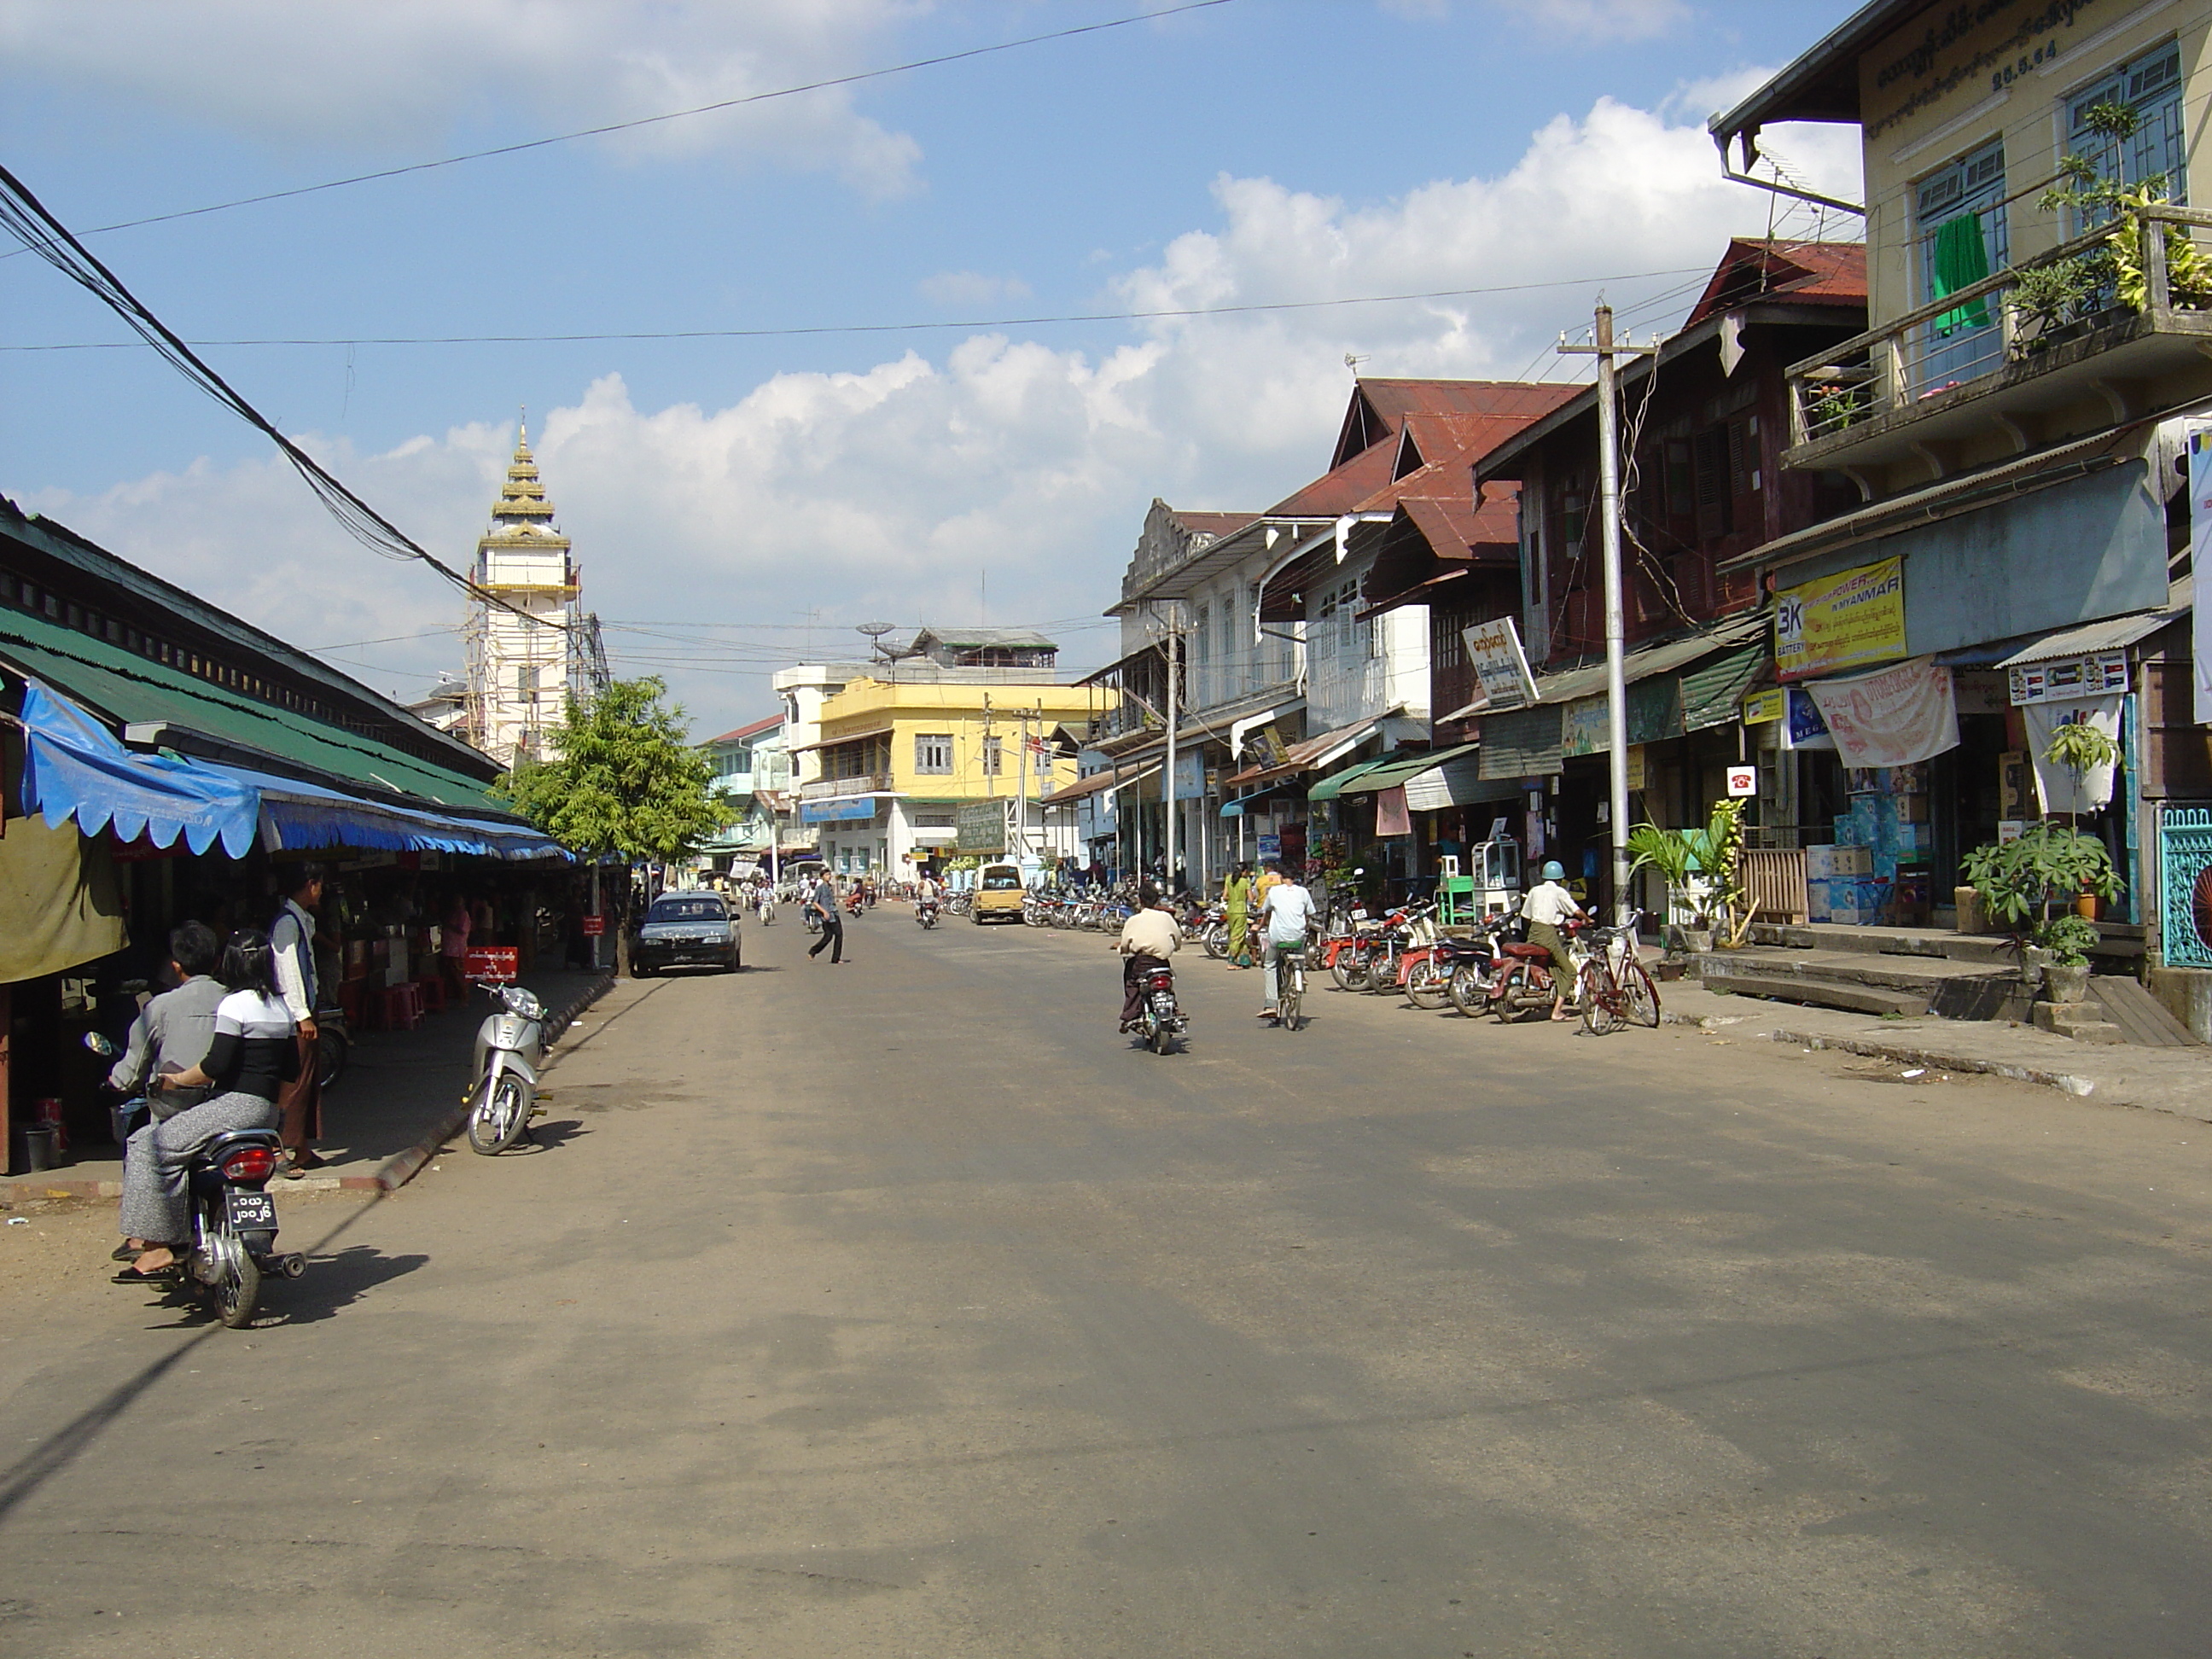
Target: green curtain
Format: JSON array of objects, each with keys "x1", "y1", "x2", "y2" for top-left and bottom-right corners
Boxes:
[{"x1": 1931, "y1": 211, "x2": 1991, "y2": 335}]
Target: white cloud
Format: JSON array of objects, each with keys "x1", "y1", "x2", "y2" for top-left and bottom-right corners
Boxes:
[
  {"x1": 17, "y1": 90, "x2": 1866, "y2": 731},
  {"x1": 1490, "y1": 0, "x2": 1690, "y2": 38},
  {"x1": 918, "y1": 271, "x2": 1035, "y2": 307},
  {"x1": 0, "y1": 0, "x2": 927, "y2": 195}
]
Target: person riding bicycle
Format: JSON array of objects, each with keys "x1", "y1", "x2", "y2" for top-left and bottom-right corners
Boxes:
[
  {"x1": 1521, "y1": 859, "x2": 1586, "y2": 1022},
  {"x1": 1254, "y1": 862, "x2": 1317, "y2": 1024},
  {"x1": 1113, "y1": 884, "x2": 1180, "y2": 1031}
]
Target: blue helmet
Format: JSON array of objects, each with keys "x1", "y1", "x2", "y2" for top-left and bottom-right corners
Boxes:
[{"x1": 1540, "y1": 859, "x2": 1566, "y2": 881}]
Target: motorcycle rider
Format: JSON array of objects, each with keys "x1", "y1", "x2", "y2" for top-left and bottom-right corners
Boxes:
[
  {"x1": 914, "y1": 871, "x2": 944, "y2": 923},
  {"x1": 1521, "y1": 859, "x2": 1586, "y2": 1022},
  {"x1": 1253, "y1": 862, "x2": 1318, "y2": 1024},
  {"x1": 108, "y1": 921, "x2": 226, "y2": 1123},
  {"x1": 1113, "y1": 883, "x2": 1180, "y2": 1031},
  {"x1": 115, "y1": 928, "x2": 296, "y2": 1278}
]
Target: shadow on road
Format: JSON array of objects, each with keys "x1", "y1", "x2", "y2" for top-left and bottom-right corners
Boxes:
[
  {"x1": 271, "y1": 1243, "x2": 428, "y2": 1324},
  {"x1": 0, "y1": 1192, "x2": 392, "y2": 1526}
]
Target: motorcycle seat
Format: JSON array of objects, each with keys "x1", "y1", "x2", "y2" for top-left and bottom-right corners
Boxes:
[{"x1": 1500, "y1": 941, "x2": 1554, "y2": 960}]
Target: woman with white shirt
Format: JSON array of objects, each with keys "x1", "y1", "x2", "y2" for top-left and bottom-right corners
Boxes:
[
  {"x1": 1519, "y1": 859, "x2": 1586, "y2": 1023},
  {"x1": 115, "y1": 930, "x2": 297, "y2": 1278}
]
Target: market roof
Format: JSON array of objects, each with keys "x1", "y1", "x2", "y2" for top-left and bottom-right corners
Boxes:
[
  {"x1": 0, "y1": 601, "x2": 516, "y2": 815},
  {"x1": 1317, "y1": 742, "x2": 1482, "y2": 800},
  {"x1": 1526, "y1": 611, "x2": 1770, "y2": 707},
  {"x1": 1040, "y1": 764, "x2": 1161, "y2": 806},
  {"x1": 1998, "y1": 608, "x2": 2180, "y2": 668},
  {"x1": 1, "y1": 496, "x2": 499, "y2": 783},
  {"x1": 1682, "y1": 239, "x2": 1867, "y2": 329}
]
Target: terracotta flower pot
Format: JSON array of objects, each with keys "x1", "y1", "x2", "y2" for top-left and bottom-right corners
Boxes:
[{"x1": 2074, "y1": 893, "x2": 2099, "y2": 921}]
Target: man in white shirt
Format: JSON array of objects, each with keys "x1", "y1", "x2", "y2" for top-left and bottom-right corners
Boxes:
[
  {"x1": 1115, "y1": 885, "x2": 1181, "y2": 1029},
  {"x1": 268, "y1": 864, "x2": 326, "y2": 1173},
  {"x1": 1254, "y1": 863, "x2": 1318, "y2": 1022},
  {"x1": 1519, "y1": 859, "x2": 1586, "y2": 1022}
]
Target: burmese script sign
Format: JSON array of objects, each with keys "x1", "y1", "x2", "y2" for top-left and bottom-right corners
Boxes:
[
  {"x1": 1866, "y1": 0, "x2": 2106, "y2": 143},
  {"x1": 1458, "y1": 617, "x2": 1540, "y2": 713},
  {"x1": 1776, "y1": 557, "x2": 1906, "y2": 680},
  {"x1": 1804, "y1": 657, "x2": 1960, "y2": 769}
]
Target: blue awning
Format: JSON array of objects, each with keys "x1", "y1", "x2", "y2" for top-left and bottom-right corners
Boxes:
[
  {"x1": 18, "y1": 680, "x2": 259, "y2": 857},
  {"x1": 204, "y1": 764, "x2": 566, "y2": 860}
]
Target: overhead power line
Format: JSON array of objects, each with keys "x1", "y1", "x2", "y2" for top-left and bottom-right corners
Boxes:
[
  {"x1": 0, "y1": 267, "x2": 1714, "y2": 352},
  {"x1": 0, "y1": 160, "x2": 555, "y2": 628},
  {"x1": 15, "y1": 0, "x2": 1237, "y2": 248}
]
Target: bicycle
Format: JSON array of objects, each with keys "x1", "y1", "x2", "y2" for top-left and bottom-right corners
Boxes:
[
  {"x1": 1575, "y1": 909, "x2": 1660, "y2": 1035},
  {"x1": 1272, "y1": 939, "x2": 1308, "y2": 1031}
]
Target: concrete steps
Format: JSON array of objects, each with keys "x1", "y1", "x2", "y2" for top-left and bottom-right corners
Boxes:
[{"x1": 1692, "y1": 943, "x2": 2031, "y2": 1022}]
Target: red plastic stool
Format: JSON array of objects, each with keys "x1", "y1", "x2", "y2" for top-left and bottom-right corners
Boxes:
[
  {"x1": 414, "y1": 976, "x2": 445, "y2": 1015},
  {"x1": 379, "y1": 982, "x2": 422, "y2": 1031}
]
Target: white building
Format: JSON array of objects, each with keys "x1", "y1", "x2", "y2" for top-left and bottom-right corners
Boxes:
[{"x1": 464, "y1": 428, "x2": 587, "y2": 767}]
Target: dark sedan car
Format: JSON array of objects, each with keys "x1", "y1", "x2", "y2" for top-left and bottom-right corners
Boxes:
[{"x1": 631, "y1": 891, "x2": 742, "y2": 976}]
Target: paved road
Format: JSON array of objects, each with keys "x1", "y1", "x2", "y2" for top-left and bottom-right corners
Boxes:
[{"x1": 3, "y1": 906, "x2": 2209, "y2": 1657}]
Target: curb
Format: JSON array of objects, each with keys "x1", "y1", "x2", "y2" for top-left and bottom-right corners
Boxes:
[
  {"x1": 1661, "y1": 1008, "x2": 2097, "y2": 1097},
  {"x1": 364, "y1": 972, "x2": 617, "y2": 1192}
]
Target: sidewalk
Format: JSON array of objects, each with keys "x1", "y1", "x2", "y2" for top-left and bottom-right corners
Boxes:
[
  {"x1": 1658, "y1": 975, "x2": 2210, "y2": 1122},
  {"x1": 0, "y1": 969, "x2": 614, "y2": 1201}
]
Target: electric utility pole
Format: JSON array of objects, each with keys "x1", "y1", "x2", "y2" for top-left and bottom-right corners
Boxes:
[{"x1": 1558, "y1": 302, "x2": 1657, "y2": 923}]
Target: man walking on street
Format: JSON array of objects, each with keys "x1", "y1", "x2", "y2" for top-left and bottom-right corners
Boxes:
[
  {"x1": 806, "y1": 870, "x2": 846, "y2": 964},
  {"x1": 269, "y1": 863, "x2": 326, "y2": 1175}
]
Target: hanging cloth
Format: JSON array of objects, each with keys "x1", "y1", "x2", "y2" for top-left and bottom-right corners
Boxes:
[{"x1": 1931, "y1": 212, "x2": 1992, "y2": 335}]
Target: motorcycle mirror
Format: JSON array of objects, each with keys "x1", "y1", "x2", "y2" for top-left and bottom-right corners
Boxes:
[{"x1": 83, "y1": 1032, "x2": 119, "y2": 1058}]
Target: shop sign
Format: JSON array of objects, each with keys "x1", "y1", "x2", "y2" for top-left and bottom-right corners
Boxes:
[
  {"x1": 1173, "y1": 751, "x2": 1207, "y2": 801},
  {"x1": 799, "y1": 796, "x2": 876, "y2": 824},
  {"x1": 1257, "y1": 833, "x2": 1282, "y2": 861},
  {"x1": 1726, "y1": 765, "x2": 1758, "y2": 799},
  {"x1": 1741, "y1": 687, "x2": 1787, "y2": 725},
  {"x1": 1782, "y1": 687, "x2": 1834, "y2": 750},
  {"x1": 2009, "y1": 649, "x2": 2128, "y2": 706},
  {"x1": 1458, "y1": 617, "x2": 1540, "y2": 713},
  {"x1": 582, "y1": 915, "x2": 605, "y2": 937},
  {"x1": 1862, "y1": 0, "x2": 2104, "y2": 144},
  {"x1": 1560, "y1": 681, "x2": 1678, "y2": 756},
  {"x1": 1775, "y1": 557, "x2": 1906, "y2": 679},
  {"x1": 955, "y1": 799, "x2": 1008, "y2": 853}
]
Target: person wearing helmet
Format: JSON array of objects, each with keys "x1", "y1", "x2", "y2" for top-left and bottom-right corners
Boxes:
[{"x1": 1520, "y1": 859, "x2": 1586, "y2": 1022}]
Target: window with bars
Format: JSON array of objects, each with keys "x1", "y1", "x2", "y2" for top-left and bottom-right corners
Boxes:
[
  {"x1": 1192, "y1": 602, "x2": 1211, "y2": 704},
  {"x1": 914, "y1": 733, "x2": 953, "y2": 775},
  {"x1": 982, "y1": 736, "x2": 1004, "y2": 776},
  {"x1": 2067, "y1": 42, "x2": 2186, "y2": 219}
]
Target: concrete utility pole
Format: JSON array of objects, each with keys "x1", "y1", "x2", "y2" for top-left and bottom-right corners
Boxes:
[{"x1": 1559, "y1": 302, "x2": 1658, "y2": 924}]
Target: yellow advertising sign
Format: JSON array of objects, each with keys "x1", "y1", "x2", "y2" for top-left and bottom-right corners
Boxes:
[
  {"x1": 1742, "y1": 687, "x2": 1787, "y2": 725},
  {"x1": 1776, "y1": 557, "x2": 1906, "y2": 680}
]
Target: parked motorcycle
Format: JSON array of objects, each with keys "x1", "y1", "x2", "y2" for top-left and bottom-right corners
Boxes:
[
  {"x1": 315, "y1": 997, "x2": 351, "y2": 1090},
  {"x1": 1464, "y1": 916, "x2": 1588, "y2": 1022},
  {"x1": 85, "y1": 1034, "x2": 304, "y2": 1328},
  {"x1": 464, "y1": 979, "x2": 548, "y2": 1155}
]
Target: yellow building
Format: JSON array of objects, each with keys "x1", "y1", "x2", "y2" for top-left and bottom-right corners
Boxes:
[{"x1": 800, "y1": 676, "x2": 1114, "y2": 875}]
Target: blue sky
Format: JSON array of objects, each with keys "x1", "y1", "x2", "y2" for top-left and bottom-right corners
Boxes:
[{"x1": 1, "y1": 0, "x2": 1863, "y2": 731}]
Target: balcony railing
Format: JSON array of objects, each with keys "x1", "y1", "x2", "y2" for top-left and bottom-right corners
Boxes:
[
  {"x1": 1786, "y1": 203, "x2": 2212, "y2": 454},
  {"x1": 799, "y1": 771, "x2": 890, "y2": 800}
]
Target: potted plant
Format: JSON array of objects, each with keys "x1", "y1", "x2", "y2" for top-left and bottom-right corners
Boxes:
[
  {"x1": 1960, "y1": 823, "x2": 2122, "y2": 996},
  {"x1": 2036, "y1": 914, "x2": 2102, "y2": 1004},
  {"x1": 1627, "y1": 800, "x2": 1749, "y2": 952}
]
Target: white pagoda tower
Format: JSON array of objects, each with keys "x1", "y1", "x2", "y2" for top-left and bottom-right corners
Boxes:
[{"x1": 463, "y1": 424, "x2": 587, "y2": 767}]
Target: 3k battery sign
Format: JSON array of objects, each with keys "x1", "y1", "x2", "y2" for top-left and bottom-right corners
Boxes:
[{"x1": 1774, "y1": 556, "x2": 1907, "y2": 679}]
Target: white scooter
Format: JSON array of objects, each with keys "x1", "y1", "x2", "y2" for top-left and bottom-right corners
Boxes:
[{"x1": 464, "y1": 980, "x2": 547, "y2": 1155}]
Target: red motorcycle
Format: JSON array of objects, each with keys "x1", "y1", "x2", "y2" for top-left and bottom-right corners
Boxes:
[{"x1": 1463, "y1": 914, "x2": 1588, "y2": 1022}]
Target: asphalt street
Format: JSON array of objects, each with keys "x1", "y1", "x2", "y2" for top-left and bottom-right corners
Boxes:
[{"x1": 3, "y1": 904, "x2": 2209, "y2": 1657}]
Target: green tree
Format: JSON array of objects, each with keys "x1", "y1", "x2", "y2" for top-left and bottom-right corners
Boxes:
[{"x1": 496, "y1": 677, "x2": 728, "y2": 972}]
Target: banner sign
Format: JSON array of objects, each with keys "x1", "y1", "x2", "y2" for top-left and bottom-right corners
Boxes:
[
  {"x1": 1458, "y1": 617, "x2": 1540, "y2": 713},
  {"x1": 2023, "y1": 695, "x2": 2122, "y2": 816},
  {"x1": 2188, "y1": 428, "x2": 2212, "y2": 722},
  {"x1": 955, "y1": 799, "x2": 1009, "y2": 853},
  {"x1": 799, "y1": 796, "x2": 877, "y2": 823},
  {"x1": 2009, "y1": 649, "x2": 2128, "y2": 707},
  {"x1": 1804, "y1": 656, "x2": 1960, "y2": 767},
  {"x1": 1375, "y1": 785, "x2": 1412, "y2": 838},
  {"x1": 1776, "y1": 556, "x2": 1906, "y2": 679}
]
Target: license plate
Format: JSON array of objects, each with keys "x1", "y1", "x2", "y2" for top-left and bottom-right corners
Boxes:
[
  {"x1": 1350, "y1": 909, "x2": 1368, "y2": 921},
  {"x1": 226, "y1": 1190, "x2": 277, "y2": 1231}
]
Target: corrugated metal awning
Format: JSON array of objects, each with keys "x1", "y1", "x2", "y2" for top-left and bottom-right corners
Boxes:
[
  {"x1": 1679, "y1": 643, "x2": 1771, "y2": 733},
  {"x1": 1477, "y1": 704, "x2": 1563, "y2": 780},
  {"x1": 1996, "y1": 608, "x2": 2178, "y2": 668},
  {"x1": 1529, "y1": 612, "x2": 1769, "y2": 705}
]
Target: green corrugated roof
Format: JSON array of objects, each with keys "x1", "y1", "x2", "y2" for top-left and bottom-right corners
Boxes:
[
  {"x1": 0, "y1": 608, "x2": 510, "y2": 815},
  {"x1": 1679, "y1": 643, "x2": 1769, "y2": 734},
  {"x1": 1307, "y1": 753, "x2": 1400, "y2": 803}
]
